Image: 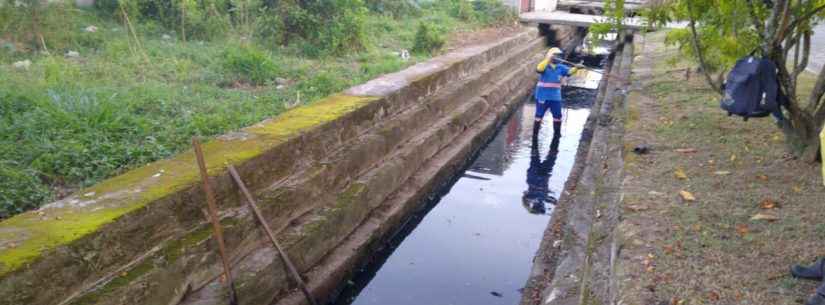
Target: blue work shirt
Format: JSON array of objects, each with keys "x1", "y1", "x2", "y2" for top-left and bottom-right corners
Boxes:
[{"x1": 535, "y1": 63, "x2": 571, "y2": 102}]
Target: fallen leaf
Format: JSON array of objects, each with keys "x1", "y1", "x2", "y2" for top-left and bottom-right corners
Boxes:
[
  {"x1": 626, "y1": 204, "x2": 649, "y2": 212},
  {"x1": 793, "y1": 185, "x2": 802, "y2": 193},
  {"x1": 663, "y1": 245, "x2": 674, "y2": 254},
  {"x1": 674, "y1": 168, "x2": 688, "y2": 180},
  {"x1": 121, "y1": 272, "x2": 128, "y2": 277},
  {"x1": 675, "y1": 148, "x2": 698, "y2": 153},
  {"x1": 714, "y1": 170, "x2": 731, "y2": 175},
  {"x1": 759, "y1": 198, "x2": 778, "y2": 209},
  {"x1": 751, "y1": 212, "x2": 780, "y2": 221},
  {"x1": 708, "y1": 291, "x2": 720, "y2": 301},
  {"x1": 772, "y1": 134, "x2": 781, "y2": 142},
  {"x1": 736, "y1": 224, "x2": 749, "y2": 236},
  {"x1": 756, "y1": 174, "x2": 768, "y2": 181},
  {"x1": 679, "y1": 190, "x2": 696, "y2": 201},
  {"x1": 692, "y1": 223, "x2": 702, "y2": 232},
  {"x1": 730, "y1": 154, "x2": 737, "y2": 162}
]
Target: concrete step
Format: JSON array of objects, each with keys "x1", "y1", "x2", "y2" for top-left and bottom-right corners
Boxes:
[{"x1": 180, "y1": 35, "x2": 549, "y2": 305}]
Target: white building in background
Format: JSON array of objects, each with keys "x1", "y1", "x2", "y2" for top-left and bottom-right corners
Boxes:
[{"x1": 533, "y1": 0, "x2": 557, "y2": 12}]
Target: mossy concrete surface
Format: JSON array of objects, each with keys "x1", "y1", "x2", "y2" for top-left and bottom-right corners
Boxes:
[
  {"x1": 0, "y1": 94, "x2": 375, "y2": 276},
  {"x1": 0, "y1": 27, "x2": 552, "y2": 305}
]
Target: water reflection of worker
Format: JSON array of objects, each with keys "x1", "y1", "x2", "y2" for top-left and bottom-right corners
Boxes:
[
  {"x1": 522, "y1": 128, "x2": 562, "y2": 214},
  {"x1": 534, "y1": 47, "x2": 582, "y2": 134}
]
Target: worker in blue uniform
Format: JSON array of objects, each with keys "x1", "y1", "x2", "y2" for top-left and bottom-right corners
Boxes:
[{"x1": 534, "y1": 47, "x2": 581, "y2": 134}]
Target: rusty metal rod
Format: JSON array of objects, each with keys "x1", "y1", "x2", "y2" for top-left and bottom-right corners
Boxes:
[
  {"x1": 192, "y1": 138, "x2": 239, "y2": 305},
  {"x1": 227, "y1": 165, "x2": 319, "y2": 305}
]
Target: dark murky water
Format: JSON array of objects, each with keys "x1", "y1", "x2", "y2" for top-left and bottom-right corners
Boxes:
[{"x1": 331, "y1": 88, "x2": 596, "y2": 305}]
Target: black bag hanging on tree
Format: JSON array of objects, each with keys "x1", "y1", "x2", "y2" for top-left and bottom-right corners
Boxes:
[{"x1": 720, "y1": 56, "x2": 783, "y2": 121}]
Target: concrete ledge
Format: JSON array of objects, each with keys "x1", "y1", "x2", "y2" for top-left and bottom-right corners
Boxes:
[{"x1": 0, "y1": 26, "x2": 573, "y2": 305}]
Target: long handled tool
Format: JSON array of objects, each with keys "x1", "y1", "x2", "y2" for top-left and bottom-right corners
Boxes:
[
  {"x1": 227, "y1": 165, "x2": 319, "y2": 305},
  {"x1": 555, "y1": 57, "x2": 629, "y2": 83},
  {"x1": 192, "y1": 138, "x2": 240, "y2": 305}
]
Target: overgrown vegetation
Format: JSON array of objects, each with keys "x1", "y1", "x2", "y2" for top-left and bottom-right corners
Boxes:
[
  {"x1": 412, "y1": 23, "x2": 445, "y2": 54},
  {"x1": 0, "y1": 0, "x2": 518, "y2": 218}
]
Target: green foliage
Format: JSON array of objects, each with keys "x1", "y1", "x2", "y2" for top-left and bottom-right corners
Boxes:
[
  {"x1": 589, "y1": 0, "x2": 624, "y2": 43},
  {"x1": 365, "y1": 0, "x2": 421, "y2": 17},
  {"x1": 0, "y1": 1, "x2": 106, "y2": 53},
  {"x1": 0, "y1": 0, "x2": 494, "y2": 218},
  {"x1": 276, "y1": 0, "x2": 370, "y2": 56},
  {"x1": 94, "y1": 0, "x2": 233, "y2": 40},
  {"x1": 412, "y1": 22, "x2": 445, "y2": 54},
  {"x1": 221, "y1": 44, "x2": 280, "y2": 85},
  {"x1": 0, "y1": 163, "x2": 51, "y2": 219},
  {"x1": 472, "y1": 0, "x2": 518, "y2": 25}
]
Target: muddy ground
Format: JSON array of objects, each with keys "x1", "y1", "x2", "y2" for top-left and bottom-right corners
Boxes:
[{"x1": 618, "y1": 31, "x2": 825, "y2": 305}]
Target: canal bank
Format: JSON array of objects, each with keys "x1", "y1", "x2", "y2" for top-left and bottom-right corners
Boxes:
[{"x1": 0, "y1": 25, "x2": 591, "y2": 305}]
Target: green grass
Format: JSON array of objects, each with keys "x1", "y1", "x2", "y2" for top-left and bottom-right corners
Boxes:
[{"x1": 0, "y1": 2, "x2": 515, "y2": 218}]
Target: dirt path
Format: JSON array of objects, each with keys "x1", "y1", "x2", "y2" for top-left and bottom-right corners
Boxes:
[{"x1": 616, "y1": 31, "x2": 825, "y2": 305}]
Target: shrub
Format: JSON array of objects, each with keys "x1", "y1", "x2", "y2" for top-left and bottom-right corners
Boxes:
[
  {"x1": 0, "y1": 1, "x2": 105, "y2": 54},
  {"x1": 0, "y1": 163, "x2": 51, "y2": 219},
  {"x1": 94, "y1": 0, "x2": 232, "y2": 41},
  {"x1": 472, "y1": 0, "x2": 517, "y2": 25},
  {"x1": 221, "y1": 44, "x2": 279, "y2": 85},
  {"x1": 412, "y1": 22, "x2": 445, "y2": 55},
  {"x1": 437, "y1": 0, "x2": 476, "y2": 21},
  {"x1": 364, "y1": 0, "x2": 420, "y2": 17},
  {"x1": 274, "y1": 0, "x2": 369, "y2": 56}
]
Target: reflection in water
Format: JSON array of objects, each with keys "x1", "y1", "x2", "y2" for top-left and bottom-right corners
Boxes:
[
  {"x1": 332, "y1": 102, "x2": 592, "y2": 305},
  {"x1": 523, "y1": 128, "x2": 562, "y2": 214},
  {"x1": 469, "y1": 107, "x2": 524, "y2": 176}
]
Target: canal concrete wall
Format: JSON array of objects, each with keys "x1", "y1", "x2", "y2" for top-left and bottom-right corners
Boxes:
[
  {"x1": 520, "y1": 32, "x2": 634, "y2": 305},
  {"x1": 0, "y1": 26, "x2": 582, "y2": 305}
]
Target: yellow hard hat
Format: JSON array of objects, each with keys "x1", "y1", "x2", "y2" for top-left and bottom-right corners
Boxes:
[{"x1": 546, "y1": 47, "x2": 563, "y2": 57}]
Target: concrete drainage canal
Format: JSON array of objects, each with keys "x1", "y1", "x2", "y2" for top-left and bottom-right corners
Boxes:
[
  {"x1": 331, "y1": 54, "x2": 606, "y2": 305},
  {"x1": 0, "y1": 26, "x2": 633, "y2": 305}
]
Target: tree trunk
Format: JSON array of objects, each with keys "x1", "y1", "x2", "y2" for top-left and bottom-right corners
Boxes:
[
  {"x1": 780, "y1": 110, "x2": 821, "y2": 162},
  {"x1": 685, "y1": 2, "x2": 722, "y2": 95}
]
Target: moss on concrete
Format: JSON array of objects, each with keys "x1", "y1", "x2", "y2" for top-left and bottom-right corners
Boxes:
[{"x1": 0, "y1": 94, "x2": 379, "y2": 277}]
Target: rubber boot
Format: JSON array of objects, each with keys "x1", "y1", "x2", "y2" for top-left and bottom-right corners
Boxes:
[
  {"x1": 552, "y1": 121, "x2": 562, "y2": 134},
  {"x1": 792, "y1": 258, "x2": 825, "y2": 280}
]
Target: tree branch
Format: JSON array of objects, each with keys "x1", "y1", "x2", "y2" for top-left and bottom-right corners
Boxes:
[
  {"x1": 746, "y1": 0, "x2": 766, "y2": 38},
  {"x1": 765, "y1": 0, "x2": 789, "y2": 41},
  {"x1": 792, "y1": 32, "x2": 811, "y2": 80},
  {"x1": 786, "y1": 2, "x2": 825, "y2": 33},
  {"x1": 686, "y1": 1, "x2": 722, "y2": 95},
  {"x1": 784, "y1": 26, "x2": 805, "y2": 54},
  {"x1": 807, "y1": 62, "x2": 825, "y2": 119}
]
